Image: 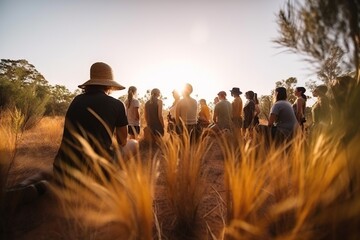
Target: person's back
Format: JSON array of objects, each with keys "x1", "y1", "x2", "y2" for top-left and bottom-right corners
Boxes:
[
  {"x1": 176, "y1": 83, "x2": 198, "y2": 128},
  {"x1": 214, "y1": 97, "x2": 232, "y2": 130},
  {"x1": 63, "y1": 90, "x2": 126, "y2": 152},
  {"x1": 230, "y1": 87, "x2": 243, "y2": 128},
  {"x1": 125, "y1": 86, "x2": 140, "y2": 139},
  {"x1": 271, "y1": 100, "x2": 298, "y2": 137},
  {"x1": 54, "y1": 62, "x2": 129, "y2": 179},
  {"x1": 177, "y1": 96, "x2": 198, "y2": 125},
  {"x1": 145, "y1": 88, "x2": 164, "y2": 136}
]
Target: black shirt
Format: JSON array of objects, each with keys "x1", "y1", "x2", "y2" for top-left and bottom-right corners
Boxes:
[{"x1": 54, "y1": 90, "x2": 127, "y2": 169}]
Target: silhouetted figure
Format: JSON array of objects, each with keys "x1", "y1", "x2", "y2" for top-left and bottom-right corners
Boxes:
[
  {"x1": 176, "y1": 83, "x2": 198, "y2": 136},
  {"x1": 243, "y1": 90, "x2": 255, "y2": 133},
  {"x1": 144, "y1": 88, "x2": 165, "y2": 137},
  {"x1": 311, "y1": 85, "x2": 330, "y2": 131},
  {"x1": 212, "y1": 91, "x2": 232, "y2": 132},
  {"x1": 54, "y1": 62, "x2": 137, "y2": 183},
  {"x1": 293, "y1": 86, "x2": 307, "y2": 129},
  {"x1": 198, "y1": 98, "x2": 211, "y2": 128},
  {"x1": 268, "y1": 87, "x2": 299, "y2": 142},
  {"x1": 125, "y1": 86, "x2": 140, "y2": 139},
  {"x1": 230, "y1": 87, "x2": 243, "y2": 130},
  {"x1": 167, "y1": 89, "x2": 180, "y2": 133}
]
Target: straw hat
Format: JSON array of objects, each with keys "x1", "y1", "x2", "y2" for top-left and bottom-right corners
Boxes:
[
  {"x1": 78, "y1": 62, "x2": 125, "y2": 90},
  {"x1": 230, "y1": 87, "x2": 242, "y2": 95}
]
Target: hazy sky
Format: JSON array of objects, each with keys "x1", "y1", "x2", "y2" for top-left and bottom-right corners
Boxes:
[{"x1": 0, "y1": 0, "x2": 313, "y2": 107}]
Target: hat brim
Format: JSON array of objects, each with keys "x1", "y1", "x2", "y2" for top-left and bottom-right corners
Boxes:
[
  {"x1": 78, "y1": 79, "x2": 125, "y2": 90},
  {"x1": 230, "y1": 90, "x2": 242, "y2": 94}
]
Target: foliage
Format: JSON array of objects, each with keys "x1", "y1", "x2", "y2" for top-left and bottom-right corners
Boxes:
[
  {"x1": 259, "y1": 95, "x2": 272, "y2": 120},
  {"x1": 0, "y1": 59, "x2": 77, "y2": 125},
  {"x1": 0, "y1": 109, "x2": 24, "y2": 237},
  {"x1": 274, "y1": 0, "x2": 360, "y2": 81},
  {"x1": 45, "y1": 85, "x2": 78, "y2": 116},
  {"x1": 275, "y1": 77, "x2": 298, "y2": 103}
]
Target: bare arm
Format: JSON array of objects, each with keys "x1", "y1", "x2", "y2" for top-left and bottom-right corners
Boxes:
[
  {"x1": 134, "y1": 107, "x2": 140, "y2": 121},
  {"x1": 115, "y1": 125, "x2": 128, "y2": 147},
  {"x1": 158, "y1": 100, "x2": 165, "y2": 128},
  {"x1": 296, "y1": 98, "x2": 304, "y2": 121},
  {"x1": 268, "y1": 113, "x2": 276, "y2": 127}
]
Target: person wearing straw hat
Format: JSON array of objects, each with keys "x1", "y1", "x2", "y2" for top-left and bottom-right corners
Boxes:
[
  {"x1": 53, "y1": 62, "x2": 137, "y2": 182},
  {"x1": 230, "y1": 87, "x2": 243, "y2": 131}
]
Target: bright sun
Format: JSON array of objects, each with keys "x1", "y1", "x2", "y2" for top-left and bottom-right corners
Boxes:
[{"x1": 130, "y1": 60, "x2": 217, "y2": 108}]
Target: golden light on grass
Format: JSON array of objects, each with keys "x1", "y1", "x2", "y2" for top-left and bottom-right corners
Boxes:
[
  {"x1": 33, "y1": 116, "x2": 64, "y2": 147},
  {"x1": 222, "y1": 124, "x2": 360, "y2": 239},
  {"x1": 159, "y1": 129, "x2": 213, "y2": 238},
  {"x1": 52, "y1": 133, "x2": 157, "y2": 240}
]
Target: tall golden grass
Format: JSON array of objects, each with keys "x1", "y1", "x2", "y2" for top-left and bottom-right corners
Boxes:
[
  {"x1": 158, "y1": 129, "x2": 214, "y2": 238},
  {"x1": 3, "y1": 80, "x2": 360, "y2": 239},
  {"x1": 0, "y1": 108, "x2": 24, "y2": 235},
  {"x1": 52, "y1": 133, "x2": 157, "y2": 240}
]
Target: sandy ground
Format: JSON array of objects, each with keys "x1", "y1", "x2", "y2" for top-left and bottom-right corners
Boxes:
[{"x1": 3, "y1": 128, "x2": 227, "y2": 240}]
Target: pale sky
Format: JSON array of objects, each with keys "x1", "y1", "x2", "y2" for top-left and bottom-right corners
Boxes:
[{"x1": 0, "y1": 0, "x2": 313, "y2": 108}]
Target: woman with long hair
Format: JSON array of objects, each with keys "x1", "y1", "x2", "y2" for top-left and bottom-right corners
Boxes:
[
  {"x1": 293, "y1": 86, "x2": 307, "y2": 129},
  {"x1": 144, "y1": 88, "x2": 165, "y2": 137},
  {"x1": 125, "y1": 86, "x2": 140, "y2": 139}
]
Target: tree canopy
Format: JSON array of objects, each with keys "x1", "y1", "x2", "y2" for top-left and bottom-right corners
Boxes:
[
  {"x1": 275, "y1": 0, "x2": 360, "y2": 82},
  {"x1": 0, "y1": 59, "x2": 77, "y2": 128}
]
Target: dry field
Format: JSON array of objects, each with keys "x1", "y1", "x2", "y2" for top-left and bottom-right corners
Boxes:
[{"x1": 1, "y1": 115, "x2": 360, "y2": 240}]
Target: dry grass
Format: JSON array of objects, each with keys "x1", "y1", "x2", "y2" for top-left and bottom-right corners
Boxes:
[
  {"x1": 52, "y1": 133, "x2": 157, "y2": 240},
  {"x1": 158, "y1": 130, "x2": 214, "y2": 239},
  {"x1": 3, "y1": 82, "x2": 360, "y2": 239}
]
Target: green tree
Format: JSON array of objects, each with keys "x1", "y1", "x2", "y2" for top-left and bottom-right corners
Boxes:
[
  {"x1": 0, "y1": 59, "x2": 51, "y2": 129},
  {"x1": 275, "y1": 0, "x2": 360, "y2": 82},
  {"x1": 275, "y1": 77, "x2": 298, "y2": 103},
  {"x1": 259, "y1": 95, "x2": 273, "y2": 120},
  {"x1": 45, "y1": 85, "x2": 78, "y2": 116}
]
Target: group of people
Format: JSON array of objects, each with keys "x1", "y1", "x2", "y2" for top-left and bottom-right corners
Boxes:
[
  {"x1": 126, "y1": 84, "x2": 263, "y2": 140},
  {"x1": 54, "y1": 62, "x2": 332, "y2": 183}
]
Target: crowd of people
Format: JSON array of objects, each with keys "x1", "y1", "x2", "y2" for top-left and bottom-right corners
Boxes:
[
  {"x1": 5, "y1": 61, "x2": 341, "y2": 203},
  {"x1": 53, "y1": 62, "x2": 335, "y2": 183}
]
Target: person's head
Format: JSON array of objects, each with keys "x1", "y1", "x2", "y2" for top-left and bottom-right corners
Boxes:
[
  {"x1": 245, "y1": 90, "x2": 254, "y2": 100},
  {"x1": 214, "y1": 96, "x2": 219, "y2": 104},
  {"x1": 295, "y1": 86, "x2": 307, "y2": 100},
  {"x1": 217, "y1": 91, "x2": 227, "y2": 100},
  {"x1": 128, "y1": 86, "x2": 137, "y2": 95},
  {"x1": 151, "y1": 88, "x2": 161, "y2": 97},
  {"x1": 172, "y1": 89, "x2": 180, "y2": 100},
  {"x1": 274, "y1": 87, "x2": 287, "y2": 102},
  {"x1": 230, "y1": 87, "x2": 242, "y2": 97},
  {"x1": 126, "y1": 86, "x2": 137, "y2": 108},
  {"x1": 78, "y1": 62, "x2": 125, "y2": 94},
  {"x1": 312, "y1": 85, "x2": 328, "y2": 97},
  {"x1": 199, "y1": 99, "x2": 207, "y2": 105},
  {"x1": 182, "y1": 83, "x2": 193, "y2": 96}
]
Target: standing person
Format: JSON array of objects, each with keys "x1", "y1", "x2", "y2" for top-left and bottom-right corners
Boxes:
[
  {"x1": 144, "y1": 88, "x2": 165, "y2": 137},
  {"x1": 167, "y1": 89, "x2": 180, "y2": 133},
  {"x1": 198, "y1": 98, "x2": 211, "y2": 128},
  {"x1": 53, "y1": 62, "x2": 136, "y2": 182},
  {"x1": 230, "y1": 87, "x2": 243, "y2": 131},
  {"x1": 125, "y1": 86, "x2": 140, "y2": 139},
  {"x1": 311, "y1": 85, "x2": 330, "y2": 130},
  {"x1": 268, "y1": 87, "x2": 299, "y2": 141},
  {"x1": 293, "y1": 86, "x2": 307, "y2": 129},
  {"x1": 212, "y1": 91, "x2": 232, "y2": 132},
  {"x1": 176, "y1": 83, "x2": 198, "y2": 135},
  {"x1": 243, "y1": 91, "x2": 255, "y2": 132},
  {"x1": 253, "y1": 93, "x2": 260, "y2": 126}
]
